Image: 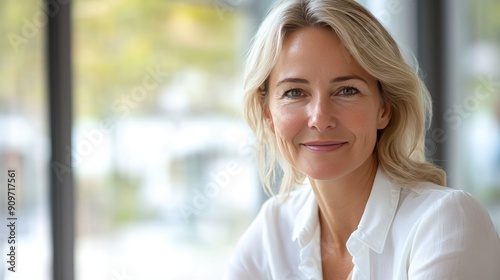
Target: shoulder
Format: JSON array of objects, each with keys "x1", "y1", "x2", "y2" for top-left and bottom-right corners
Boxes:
[
  {"x1": 398, "y1": 182, "x2": 492, "y2": 220},
  {"x1": 395, "y1": 183, "x2": 500, "y2": 279},
  {"x1": 224, "y1": 187, "x2": 313, "y2": 279},
  {"x1": 416, "y1": 185, "x2": 498, "y2": 242},
  {"x1": 398, "y1": 182, "x2": 480, "y2": 214},
  {"x1": 246, "y1": 187, "x2": 314, "y2": 243},
  {"x1": 397, "y1": 182, "x2": 497, "y2": 237},
  {"x1": 260, "y1": 186, "x2": 314, "y2": 221}
]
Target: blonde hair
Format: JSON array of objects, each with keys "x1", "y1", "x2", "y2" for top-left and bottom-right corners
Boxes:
[{"x1": 243, "y1": 0, "x2": 446, "y2": 197}]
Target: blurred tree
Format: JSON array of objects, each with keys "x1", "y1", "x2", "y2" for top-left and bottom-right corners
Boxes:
[
  {"x1": 470, "y1": 0, "x2": 500, "y2": 42},
  {"x1": 0, "y1": 0, "x2": 45, "y2": 115},
  {"x1": 74, "y1": 0, "x2": 243, "y2": 118}
]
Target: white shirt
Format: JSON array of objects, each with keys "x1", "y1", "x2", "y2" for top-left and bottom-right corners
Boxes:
[{"x1": 224, "y1": 168, "x2": 500, "y2": 279}]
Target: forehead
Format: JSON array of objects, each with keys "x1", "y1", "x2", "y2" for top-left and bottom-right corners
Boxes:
[
  {"x1": 270, "y1": 27, "x2": 372, "y2": 84},
  {"x1": 282, "y1": 27, "x2": 351, "y2": 61}
]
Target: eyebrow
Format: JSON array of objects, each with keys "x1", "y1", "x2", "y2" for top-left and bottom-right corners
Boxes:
[{"x1": 275, "y1": 75, "x2": 368, "y2": 87}]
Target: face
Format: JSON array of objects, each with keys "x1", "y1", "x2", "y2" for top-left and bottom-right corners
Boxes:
[{"x1": 266, "y1": 27, "x2": 390, "y2": 181}]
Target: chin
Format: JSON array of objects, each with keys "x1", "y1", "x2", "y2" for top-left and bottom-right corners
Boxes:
[{"x1": 301, "y1": 165, "x2": 347, "y2": 181}]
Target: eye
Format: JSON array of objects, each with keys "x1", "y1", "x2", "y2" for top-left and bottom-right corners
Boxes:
[
  {"x1": 338, "y1": 86, "x2": 360, "y2": 96},
  {"x1": 283, "y1": 88, "x2": 304, "y2": 99}
]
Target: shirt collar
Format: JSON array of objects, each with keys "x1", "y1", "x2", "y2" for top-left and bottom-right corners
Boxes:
[
  {"x1": 291, "y1": 186, "x2": 322, "y2": 278},
  {"x1": 289, "y1": 167, "x2": 401, "y2": 279},
  {"x1": 291, "y1": 167, "x2": 401, "y2": 252},
  {"x1": 348, "y1": 167, "x2": 401, "y2": 253},
  {"x1": 291, "y1": 186, "x2": 317, "y2": 244}
]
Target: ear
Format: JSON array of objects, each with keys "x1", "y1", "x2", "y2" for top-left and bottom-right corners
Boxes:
[
  {"x1": 264, "y1": 107, "x2": 275, "y2": 133},
  {"x1": 260, "y1": 82, "x2": 275, "y2": 133},
  {"x1": 377, "y1": 100, "x2": 391, "y2": 130}
]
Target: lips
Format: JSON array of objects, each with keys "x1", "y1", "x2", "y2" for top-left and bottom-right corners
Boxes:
[{"x1": 301, "y1": 141, "x2": 346, "y2": 152}]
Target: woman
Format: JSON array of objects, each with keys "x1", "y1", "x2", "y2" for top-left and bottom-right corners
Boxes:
[{"x1": 225, "y1": 0, "x2": 500, "y2": 279}]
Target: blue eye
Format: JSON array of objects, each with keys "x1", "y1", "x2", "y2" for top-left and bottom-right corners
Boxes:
[
  {"x1": 338, "y1": 86, "x2": 360, "y2": 96},
  {"x1": 283, "y1": 89, "x2": 303, "y2": 99}
]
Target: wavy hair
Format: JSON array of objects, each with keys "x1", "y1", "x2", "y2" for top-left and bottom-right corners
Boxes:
[{"x1": 243, "y1": 0, "x2": 446, "y2": 197}]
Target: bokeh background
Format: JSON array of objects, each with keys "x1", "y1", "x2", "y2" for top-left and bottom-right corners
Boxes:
[{"x1": 0, "y1": 0, "x2": 499, "y2": 279}]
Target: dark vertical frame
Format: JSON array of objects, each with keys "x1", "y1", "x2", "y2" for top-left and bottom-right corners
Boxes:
[
  {"x1": 46, "y1": 0, "x2": 74, "y2": 279},
  {"x1": 417, "y1": 0, "x2": 448, "y2": 171}
]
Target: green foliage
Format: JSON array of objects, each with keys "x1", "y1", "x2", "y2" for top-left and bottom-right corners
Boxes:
[
  {"x1": 478, "y1": 186, "x2": 500, "y2": 206},
  {"x1": 110, "y1": 170, "x2": 153, "y2": 226},
  {"x1": 0, "y1": 0, "x2": 45, "y2": 114},
  {"x1": 469, "y1": 0, "x2": 500, "y2": 42},
  {"x1": 74, "y1": 0, "x2": 242, "y2": 118}
]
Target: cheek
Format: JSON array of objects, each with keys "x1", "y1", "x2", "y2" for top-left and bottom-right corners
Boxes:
[
  {"x1": 347, "y1": 110, "x2": 380, "y2": 144},
  {"x1": 270, "y1": 109, "x2": 304, "y2": 166},
  {"x1": 272, "y1": 112, "x2": 298, "y2": 140},
  {"x1": 270, "y1": 106, "x2": 306, "y2": 145}
]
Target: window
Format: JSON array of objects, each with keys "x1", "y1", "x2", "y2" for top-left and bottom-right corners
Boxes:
[
  {"x1": 73, "y1": 1, "x2": 263, "y2": 279},
  {"x1": 447, "y1": 0, "x2": 500, "y2": 231},
  {"x1": 0, "y1": 1, "x2": 51, "y2": 279}
]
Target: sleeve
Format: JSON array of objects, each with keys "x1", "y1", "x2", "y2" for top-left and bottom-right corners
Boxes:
[
  {"x1": 408, "y1": 190, "x2": 500, "y2": 280},
  {"x1": 223, "y1": 199, "x2": 274, "y2": 280}
]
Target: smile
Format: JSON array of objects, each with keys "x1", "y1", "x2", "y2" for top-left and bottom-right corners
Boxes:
[{"x1": 301, "y1": 141, "x2": 346, "y2": 152}]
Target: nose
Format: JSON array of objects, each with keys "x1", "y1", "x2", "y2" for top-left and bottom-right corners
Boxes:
[{"x1": 308, "y1": 95, "x2": 336, "y2": 132}]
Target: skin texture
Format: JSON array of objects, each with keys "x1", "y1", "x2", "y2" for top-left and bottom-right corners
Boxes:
[{"x1": 266, "y1": 27, "x2": 391, "y2": 280}]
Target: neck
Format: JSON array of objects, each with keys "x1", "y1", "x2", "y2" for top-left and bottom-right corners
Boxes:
[{"x1": 310, "y1": 156, "x2": 378, "y2": 255}]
